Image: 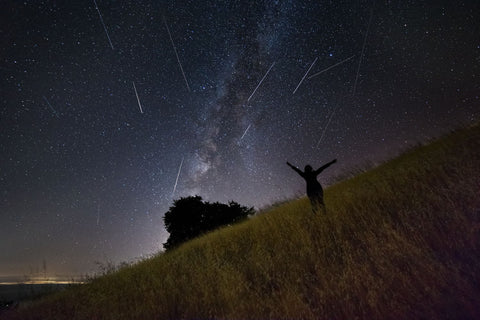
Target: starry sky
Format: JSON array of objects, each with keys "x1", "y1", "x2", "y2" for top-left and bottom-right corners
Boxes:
[{"x1": 1, "y1": 0, "x2": 479, "y2": 282}]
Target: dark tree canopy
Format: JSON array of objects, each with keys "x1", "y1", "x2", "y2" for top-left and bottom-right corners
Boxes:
[{"x1": 163, "y1": 196, "x2": 254, "y2": 250}]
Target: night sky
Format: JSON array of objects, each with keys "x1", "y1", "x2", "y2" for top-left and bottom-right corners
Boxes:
[{"x1": 1, "y1": 1, "x2": 479, "y2": 282}]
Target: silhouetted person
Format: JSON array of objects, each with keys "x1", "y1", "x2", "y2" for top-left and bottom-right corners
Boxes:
[{"x1": 287, "y1": 159, "x2": 337, "y2": 214}]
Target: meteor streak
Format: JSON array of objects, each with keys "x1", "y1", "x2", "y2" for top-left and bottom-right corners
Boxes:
[
  {"x1": 132, "y1": 81, "x2": 143, "y2": 113},
  {"x1": 240, "y1": 124, "x2": 251, "y2": 141},
  {"x1": 293, "y1": 57, "x2": 318, "y2": 95},
  {"x1": 93, "y1": 0, "x2": 114, "y2": 50},
  {"x1": 247, "y1": 62, "x2": 275, "y2": 102},
  {"x1": 316, "y1": 107, "x2": 337, "y2": 147},
  {"x1": 353, "y1": 8, "x2": 373, "y2": 95},
  {"x1": 163, "y1": 16, "x2": 190, "y2": 92},
  {"x1": 172, "y1": 157, "x2": 184, "y2": 197},
  {"x1": 308, "y1": 55, "x2": 355, "y2": 79},
  {"x1": 42, "y1": 96, "x2": 59, "y2": 117}
]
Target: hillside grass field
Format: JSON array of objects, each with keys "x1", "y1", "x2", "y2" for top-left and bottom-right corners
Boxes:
[{"x1": 6, "y1": 124, "x2": 480, "y2": 320}]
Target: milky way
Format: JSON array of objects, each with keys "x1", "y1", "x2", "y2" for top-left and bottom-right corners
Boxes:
[{"x1": 1, "y1": 1, "x2": 479, "y2": 281}]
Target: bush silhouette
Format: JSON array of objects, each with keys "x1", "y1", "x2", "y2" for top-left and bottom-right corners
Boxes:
[{"x1": 163, "y1": 196, "x2": 254, "y2": 250}]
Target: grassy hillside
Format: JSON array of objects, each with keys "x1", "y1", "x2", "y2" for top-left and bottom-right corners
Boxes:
[{"x1": 6, "y1": 124, "x2": 480, "y2": 320}]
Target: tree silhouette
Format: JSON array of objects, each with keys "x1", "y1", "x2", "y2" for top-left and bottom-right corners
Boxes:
[{"x1": 163, "y1": 196, "x2": 254, "y2": 250}]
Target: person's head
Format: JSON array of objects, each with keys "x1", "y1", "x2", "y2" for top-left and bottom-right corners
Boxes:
[{"x1": 304, "y1": 165, "x2": 313, "y2": 172}]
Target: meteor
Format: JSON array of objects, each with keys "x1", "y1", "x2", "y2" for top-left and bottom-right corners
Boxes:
[
  {"x1": 308, "y1": 55, "x2": 355, "y2": 79},
  {"x1": 247, "y1": 62, "x2": 275, "y2": 102},
  {"x1": 172, "y1": 157, "x2": 184, "y2": 197},
  {"x1": 42, "y1": 96, "x2": 59, "y2": 118},
  {"x1": 163, "y1": 16, "x2": 191, "y2": 92},
  {"x1": 93, "y1": 0, "x2": 114, "y2": 50},
  {"x1": 353, "y1": 8, "x2": 374, "y2": 96},
  {"x1": 132, "y1": 81, "x2": 143, "y2": 113},
  {"x1": 316, "y1": 107, "x2": 337, "y2": 147},
  {"x1": 240, "y1": 124, "x2": 252, "y2": 141},
  {"x1": 293, "y1": 57, "x2": 318, "y2": 95}
]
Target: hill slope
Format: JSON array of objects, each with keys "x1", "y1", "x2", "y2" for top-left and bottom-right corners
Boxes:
[{"x1": 8, "y1": 124, "x2": 480, "y2": 320}]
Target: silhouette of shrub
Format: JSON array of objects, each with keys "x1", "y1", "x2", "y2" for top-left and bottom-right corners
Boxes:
[{"x1": 163, "y1": 196, "x2": 254, "y2": 250}]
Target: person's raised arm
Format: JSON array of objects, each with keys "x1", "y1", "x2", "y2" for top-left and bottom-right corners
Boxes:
[
  {"x1": 315, "y1": 159, "x2": 337, "y2": 175},
  {"x1": 287, "y1": 161, "x2": 304, "y2": 177}
]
